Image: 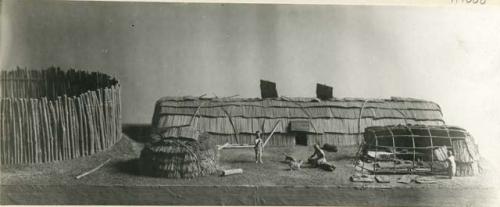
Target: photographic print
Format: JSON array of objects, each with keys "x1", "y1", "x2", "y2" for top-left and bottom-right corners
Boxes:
[{"x1": 0, "y1": 0, "x2": 499, "y2": 205}]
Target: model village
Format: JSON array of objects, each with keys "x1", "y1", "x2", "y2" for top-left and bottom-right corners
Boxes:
[{"x1": 0, "y1": 68, "x2": 494, "y2": 205}]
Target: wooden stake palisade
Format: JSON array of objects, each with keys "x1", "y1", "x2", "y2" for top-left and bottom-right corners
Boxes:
[{"x1": 0, "y1": 68, "x2": 121, "y2": 164}]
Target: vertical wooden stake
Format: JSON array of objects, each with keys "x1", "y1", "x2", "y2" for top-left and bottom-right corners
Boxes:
[
  {"x1": 54, "y1": 100, "x2": 60, "y2": 161},
  {"x1": 62, "y1": 95, "x2": 68, "y2": 160},
  {"x1": 43, "y1": 98, "x2": 52, "y2": 162},
  {"x1": 37, "y1": 99, "x2": 45, "y2": 162},
  {"x1": 8, "y1": 98, "x2": 13, "y2": 164},
  {"x1": 74, "y1": 97, "x2": 81, "y2": 157},
  {"x1": 96, "y1": 90, "x2": 105, "y2": 150},
  {"x1": 93, "y1": 91, "x2": 102, "y2": 152},
  {"x1": 69, "y1": 97, "x2": 76, "y2": 159},
  {"x1": 57, "y1": 97, "x2": 65, "y2": 160},
  {"x1": 86, "y1": 93, "x2": 95, "y2": 155},
  {"x1": 33, "y1": 99, "x2": 40, "y2": 163},
  {"x1": 22, "y1": 99, "x2": 28, "y2": 163},
  {"x1": 78, "y1": 96, "x2": 87, "y2": 156},
  {"x1": 15, "y1": 99, "x2": 21, "y2": 164},
  {"x1": 49, "y1": 98, "x2": 55, "y2": 162},
  {"x1": 0, "y1": 99, "x2": 5, "y2": 164}
]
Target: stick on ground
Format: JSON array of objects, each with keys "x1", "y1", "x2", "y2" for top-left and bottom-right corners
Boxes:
[{"x1": 76, "y1": 158, "x2": 111, "y2": 179}]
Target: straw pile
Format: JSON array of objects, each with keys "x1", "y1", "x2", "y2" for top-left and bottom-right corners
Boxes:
[
  {"x1": 453, "y1": 136, "x2": 481, "y2": 176},
  {"x1": 139, "y1": 138, "x2": 218, "y2": 178},
  {"x1": 433, "y1": 146, "x2": 448, "y2": 161}
]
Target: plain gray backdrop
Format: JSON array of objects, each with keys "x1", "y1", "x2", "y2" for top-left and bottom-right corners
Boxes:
[{"x1": 1, "y1": 0, "x2": 499, "y2": 160}]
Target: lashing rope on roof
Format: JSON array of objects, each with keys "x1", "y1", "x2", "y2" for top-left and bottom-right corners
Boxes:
[
  {"x1": 357, "y1": 99, "x2": 369, "y2": 146},
  {"x1": 281, "y1": 96, "x2": 318, "y2": 133},
  {"x1": 221, "y1": 107, "x2": 240, "y2": 144}
]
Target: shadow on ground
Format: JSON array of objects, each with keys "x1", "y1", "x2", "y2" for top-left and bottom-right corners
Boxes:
[
  {"x1": 114, "y1": 158, "x2": 141, "y2": 176},
  {"x1": 331, "y1": 154, "x2": 356, "y2": 161},
  {"x1": 224, "y1": 160, "x2": 257, "y2": 164},
  {"x1": 122, "y1": 124, "x2": 359, "y2": 163},
  {"x1": 122, "y1": 124, "x2": 151, "y2": 143}
]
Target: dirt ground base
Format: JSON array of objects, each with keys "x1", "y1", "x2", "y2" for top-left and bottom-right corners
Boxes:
[
  {"x1": 2, "y1": 185, "x2": 498, "y2": 206},
  {"x1": 1, "y1": 134, "x2": 499, "y2": 206}
]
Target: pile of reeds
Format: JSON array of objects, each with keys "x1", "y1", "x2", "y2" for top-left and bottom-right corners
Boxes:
[
  {"x1": 432, "y1": 146, "x2": 448, "y2": 161},
  {"x1": 139, "y1": 138, "x2": 218, "y2": 178},
  {"x1": 456, "y1": 162, "x2": 480, "y2": 176},
  {"x1": 453, "y1": 136, "x2": 481, "y2": 176},
  {"x1": 0, "y1": 67, "x2": 121, "y2": 164}
]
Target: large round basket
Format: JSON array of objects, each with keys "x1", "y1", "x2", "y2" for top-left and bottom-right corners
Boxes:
[{"x1": 0, "y1": 67, "x2": 121, "y2": 164}]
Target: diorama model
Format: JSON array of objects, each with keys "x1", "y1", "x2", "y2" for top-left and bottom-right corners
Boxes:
[
  {"x1": 144, "y1": 80, "x2": 481, "y2": 179},
  {"x1": 0, "y1": 73, "x2": 487, "y2": 205},
  {"x1": 0, "y1": 72, "x2": 482, "y2": 178}
]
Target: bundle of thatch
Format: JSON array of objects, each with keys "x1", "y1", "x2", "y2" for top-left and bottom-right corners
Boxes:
[
  {"x1": 139, "y1": 137, "x2": 218, "y2": 178},
  {"x1": 453, "y1": 136, "x2": 481, "y2": 176},
  {"x1": 433, "y1": 146, "x2": 448, "y2": 161}
]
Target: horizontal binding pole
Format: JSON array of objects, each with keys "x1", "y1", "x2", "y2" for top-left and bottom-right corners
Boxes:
[
  {"x1": 368, "y1": 127, "x2": 466, "y2": 134},
  {"x1": 158, "y1": 102, "x2": 442, "y2": 111},
  {"x1": 364, "y1": 144, "x2": 450, "y2": 150},
  {"x1": 372, "y1": 134, "x2": 466, "y2": 140},
  {"x1": 221, "y1": 144, "x2": 254, "y2": 149}
]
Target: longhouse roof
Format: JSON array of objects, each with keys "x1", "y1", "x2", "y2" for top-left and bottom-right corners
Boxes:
[{"x1": 152, "y1": 96, "x2": 444, "y2": 135}]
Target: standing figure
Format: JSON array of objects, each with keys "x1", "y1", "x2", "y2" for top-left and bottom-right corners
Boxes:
[
  {"x1": 254, "y1": 131, "x2": 263, "y2": 164},
  {"x1": 309, "y1": 144, "x2": 327, "y2": 167},
  {"x1": 446, "y1": 150, "x2": 456, "y2": 179}
]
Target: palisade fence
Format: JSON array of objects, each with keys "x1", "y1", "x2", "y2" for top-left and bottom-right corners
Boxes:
[{"x1": 0, "y1": 68, "x2": 121, "y2": 165}]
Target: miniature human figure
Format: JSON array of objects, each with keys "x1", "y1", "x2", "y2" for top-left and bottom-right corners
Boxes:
[
  {"x1": 309, "y1": 144, "x2": 327, "y2": 167},
  {"x1": 254, "y1": 131, "x2": 263, "y2": 164},
  {"x1": 446, "y1": 150, "x2": 456, "y2": 179}
]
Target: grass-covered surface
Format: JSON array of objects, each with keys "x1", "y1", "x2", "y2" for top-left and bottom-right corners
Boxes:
[{"x1": 1, "y1": 134, "x2": 498, "y2": 190}]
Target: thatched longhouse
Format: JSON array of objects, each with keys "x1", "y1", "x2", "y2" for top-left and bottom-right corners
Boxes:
[{"x1": 151, "y1": 96, "x2": 444, "y2": 147}]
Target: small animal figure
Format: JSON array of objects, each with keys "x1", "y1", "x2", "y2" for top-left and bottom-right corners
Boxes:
[
  {"x1": 283, "y1": 153, "x2": 296, "y2": 163},
  {"x1": 417, "y1": 158, "x2": 425, "y2": 167},
  {"x1": 289, "y1": 160, "x2": 303, "y2": 171}
]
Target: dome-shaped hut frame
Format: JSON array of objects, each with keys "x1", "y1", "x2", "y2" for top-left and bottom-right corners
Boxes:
[{"x1": 358, "y1": 125, "x2": 480, "y2": 176}]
